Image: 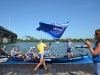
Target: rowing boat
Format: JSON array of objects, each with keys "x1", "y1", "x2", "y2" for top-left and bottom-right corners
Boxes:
[
  {"x1": 75, "y1": 45, "x2": 88, "y2": 48},
  {"x1": 0, "y1": 54, "x2": 92, "y2": 64}
]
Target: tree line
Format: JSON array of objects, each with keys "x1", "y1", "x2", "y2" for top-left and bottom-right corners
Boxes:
[{"x1": 17, "y1": 38, "x2": 96, "y2": 42}]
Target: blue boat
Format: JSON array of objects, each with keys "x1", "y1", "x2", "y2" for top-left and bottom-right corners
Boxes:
[{"x1": 0, "y1": 54, "x2": 92, "y2": 64}]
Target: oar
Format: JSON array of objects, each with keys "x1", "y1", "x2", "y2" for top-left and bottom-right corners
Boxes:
[
  {"x1": 73, "y1": 47, "x2": 85, "y2": 52},
  {"x1": 74, "y1": 47, "x2": 90, "y2": 56},
  {"x1": 24, "y1": 58, "x2": 31, "y2": 61},
  {"x1": 49, "y1": 42, "x2": 52, "y2": 46}
]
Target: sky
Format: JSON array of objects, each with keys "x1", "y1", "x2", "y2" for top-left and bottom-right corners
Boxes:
[{"x1": 0, "y1": 0, "x2": 100, "y2": 39}]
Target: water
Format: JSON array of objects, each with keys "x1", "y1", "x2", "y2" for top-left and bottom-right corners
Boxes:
[{"x1": 0, "y1": 42, "x2": 92, "y2": 56}]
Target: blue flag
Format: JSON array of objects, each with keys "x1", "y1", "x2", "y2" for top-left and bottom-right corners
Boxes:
[{"x1": 36, "y1": 21, "x2": 69, "y2": 41}]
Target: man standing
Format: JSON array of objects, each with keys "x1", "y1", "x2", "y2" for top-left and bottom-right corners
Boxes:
[
  {"x1": 66, "y1": 38, "x2": 74, "y2": 58},
  {"x1": 34, "y1": 39, "x2": 51, "y2": 72}
]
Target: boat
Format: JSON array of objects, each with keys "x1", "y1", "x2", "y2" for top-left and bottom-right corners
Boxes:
[
  {"x1": 0, "y1": 58, "x2": 8, "y2": 63},
  {"x1": 75, "y1": 45, "x2": 88, "y2": 48},
  {"x1": 55, "y1": 41, "x2": 60, "y2": 43},
  {"x1": 0, "y1": 54, "x2": 92, "y2": 64}
]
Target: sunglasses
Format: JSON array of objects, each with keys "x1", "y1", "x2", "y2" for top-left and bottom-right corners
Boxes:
[{"x1": 95, "y1": 33, "x2": 99, "y2": 35}]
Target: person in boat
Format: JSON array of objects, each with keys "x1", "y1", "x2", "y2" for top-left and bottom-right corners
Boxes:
[
  {"x1": 11, "y1": 46, "x2": 21, "y2": 58},
  {"x1": 44, "y1": 49, "x2": 51, "y2": 57},
  {"x1": 1, "y1": 46, "x2": 10, "y2": 56},
  {"x1": 44, "y1": 48, "x2": 54, "y2": 58},
  {"x1": 32, "y1": 47, "x2": 39, "y2": 58},
  {"x1": 66, "y1": 38, "x2": 74, "y2": 58},
  {"x1": 84, "y1": 29, "x2": 100, "y2": 75},
  {"x1": 25, "y1": 47, "x2": 38, "y2": 59},
  {"x1": 15, "y1": 46, "x2": 22, "y2": 57},
  {"x1": 34, "y1": 39, "x2": 51, "y2": 72}
]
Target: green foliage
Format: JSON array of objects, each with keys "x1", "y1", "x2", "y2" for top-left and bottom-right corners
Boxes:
[{"x1": 16, "y1": 38, "x2": 96, "y2": 42}]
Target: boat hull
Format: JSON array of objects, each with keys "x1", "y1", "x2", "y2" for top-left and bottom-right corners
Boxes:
[{"x1": 0, "y1": 55, "x2": 93, "y2": 64}]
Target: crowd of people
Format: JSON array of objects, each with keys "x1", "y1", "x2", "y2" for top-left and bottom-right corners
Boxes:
[
  {"x1": 0, "y1": 38, "x2": 74, "y2": 59},
  {"x1": 0, "y1": 39, "x2": 53, "y2": 73},
  {"x1": 0, "y1": 44, "x2": 54, "y2": 59},
  {"x1": 0, "y1": 38, "x2": 74, "y2": 73}
]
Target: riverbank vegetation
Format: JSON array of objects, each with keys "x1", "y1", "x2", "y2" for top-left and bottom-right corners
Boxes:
[{"x1": 17, "y1": 38, "x2": 96, "y2": 42}]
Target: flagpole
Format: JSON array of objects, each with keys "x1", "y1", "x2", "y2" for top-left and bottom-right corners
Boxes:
[
  {"x1": 14, "y1": 24, "x2": 15, "y2": 33},
  {"x1": 17, "y1": 29, "x2": 18, "y2": 35},
  {"x1": 9, "y1": 19, "x2": 10, "y2": 30}
]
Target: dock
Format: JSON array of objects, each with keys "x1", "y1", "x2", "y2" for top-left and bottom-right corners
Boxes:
[{"x1": 0, "y1": 63, "x2": 94, "y2": 75}]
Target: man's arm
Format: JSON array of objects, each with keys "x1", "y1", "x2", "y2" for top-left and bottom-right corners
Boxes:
[
  {"x1": 25, "y1": 51, "x2": 29, "y2": 58},
  {"x1": 49, "y1": 50, "x2": 51, "y2": 56},
  {"x1": 44, "y1": 50, "x2": 46, "y2": 56},
  {"x1": 71, "y1": 42, "x2": 75, "y2": 48},
  {"x1": 10, "y1": 51, "x2": 14, "y2": 56},
  {"x1": 45, "y1": 42, "x2": 52, "y2": 49},
  {"x1": 6, "y1": 51, "x2": 9, "y2": 55}
]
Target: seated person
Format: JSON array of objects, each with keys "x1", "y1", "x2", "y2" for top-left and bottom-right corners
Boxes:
[
  {"x1": 1, "y1": 46, "x2": 10, "y2": 56},
  {"x1": 44, "y1": 49, "x2": 54, "y2": 58},
  {"x1": 25, "y1": 47, "x2": 38, "y2": 59},
  {"x1": 11, "y1": 46, "x2": 21, "y2": 58},
  {"x1": 15, "y1": 46, "x2": 22, "y2": 57},
  {"x1": 32, "y1": 47, "x2": 39, "y2": 58}
]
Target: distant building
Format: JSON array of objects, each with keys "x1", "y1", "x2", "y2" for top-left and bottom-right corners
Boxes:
[{"x1": 23, "y1": 35, "x2": 34, "y2": 40}]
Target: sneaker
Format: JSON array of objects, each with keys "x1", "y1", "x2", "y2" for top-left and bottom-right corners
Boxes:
[
  {"x1": 44, "y1": 68, "x2": 48, "y2": 72},
  {"x1": 44, "y1": 68, "x2": 48, "y2": 73},
  {"x1": 34, "y1": 69, "x2": 37, "y2": 73}
]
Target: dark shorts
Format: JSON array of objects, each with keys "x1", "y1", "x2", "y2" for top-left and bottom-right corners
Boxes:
[{"x1": 66, "y1": 48, "x2": 72, "y2": 52}]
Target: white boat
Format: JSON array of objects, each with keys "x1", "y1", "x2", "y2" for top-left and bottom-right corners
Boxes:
[
  {"x1": 55, "y1": 41, "x2": 60, "y2": 43},
  {"x1": 75, "y1": 45, "x2": 88, "y2": 48},
  {"x1": 0, "y1": 58, "x2": 8, "y2": 63}
]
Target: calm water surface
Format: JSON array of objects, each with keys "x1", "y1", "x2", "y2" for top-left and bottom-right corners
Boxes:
[{"x1": 0, "y1": 42, "x2": 93, "y2": 56}]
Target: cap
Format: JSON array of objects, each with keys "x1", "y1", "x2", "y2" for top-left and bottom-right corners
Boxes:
[
  {"x1": 33, "y1": 47, "x2": 35, "y2": 48},
  {"x1": 40, "y1": 39, "x2": 43, "y2": 42},
  {"x1": 30, "y1": 47, "x2": 32, "y2": 49}
]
